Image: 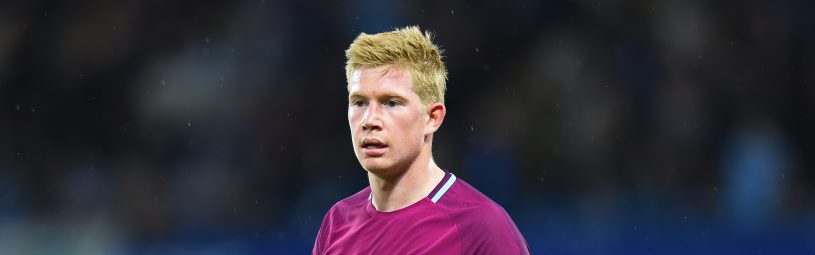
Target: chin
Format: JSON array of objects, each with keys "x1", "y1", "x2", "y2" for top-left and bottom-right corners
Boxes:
[{"x1": 359, "y1": 158, "x2": 398, "y2": 175}]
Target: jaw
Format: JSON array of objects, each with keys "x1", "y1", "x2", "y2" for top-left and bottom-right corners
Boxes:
[
  {"x1": 358, "y1": 156, "x2": 396, "y2": 174},
  {"x1": 358, "y1": 146, "x2": 429, "y2": 180}
]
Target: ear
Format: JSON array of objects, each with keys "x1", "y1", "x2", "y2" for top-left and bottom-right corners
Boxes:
[{"x1": 424, "y1": 102, "x2": 446, "y2": 136}]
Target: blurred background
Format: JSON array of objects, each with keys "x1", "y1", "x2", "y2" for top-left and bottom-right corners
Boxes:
[{"x1": 1, "y1": 0, "x2": 814, "y2": 254}]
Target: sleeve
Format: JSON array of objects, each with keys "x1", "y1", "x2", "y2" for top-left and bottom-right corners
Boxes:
[
  {"x1": 312, "y1": 207, "x2": 335, "y2": 255},
  {"x1": 464, "y1": 205, "x2": 531, "y2": 255}
]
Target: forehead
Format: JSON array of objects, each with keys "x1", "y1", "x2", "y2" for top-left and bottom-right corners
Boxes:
[{"x1": 349, "y1": 65, "x2": 414, "y2": 95}]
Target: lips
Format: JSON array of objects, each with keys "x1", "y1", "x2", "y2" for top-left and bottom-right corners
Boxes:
[{"x1": 361, "y1": 138, "x2": 388, "y2": 156}]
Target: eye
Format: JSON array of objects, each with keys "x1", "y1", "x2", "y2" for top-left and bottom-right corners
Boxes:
[
  {"x1": 351, "y1": 100, "x2": 365, "y2": 107},
  {"x1": 384, "y1": 99, "x2": 400, "y2": 107}
]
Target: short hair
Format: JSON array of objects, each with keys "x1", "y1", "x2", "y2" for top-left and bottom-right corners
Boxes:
[{"x1": 345, "y1": 26, "x2": 448, "y2": 105}]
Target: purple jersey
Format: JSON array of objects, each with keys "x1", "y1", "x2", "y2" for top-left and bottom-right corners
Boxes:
[{"x1": 313, "y1": 172, "x2": 530, "y2": 254}]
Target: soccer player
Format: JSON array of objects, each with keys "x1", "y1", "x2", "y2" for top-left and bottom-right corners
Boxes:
[{"x1": 313, "y1": 26, "x2": 530, "y2": 254}]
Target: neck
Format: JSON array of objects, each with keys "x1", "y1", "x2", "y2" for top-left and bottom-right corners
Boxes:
[{"x1": 368, "y1": 151, "x2": 445, "y2": 212}]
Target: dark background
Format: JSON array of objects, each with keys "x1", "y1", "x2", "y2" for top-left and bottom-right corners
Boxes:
[{"x1": 1, "y1": 0, "x2": 813, "y2": 254}]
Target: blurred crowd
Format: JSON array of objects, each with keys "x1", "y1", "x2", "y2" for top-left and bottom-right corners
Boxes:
[{"x1": 0, "y1": 0, "x2": 813, "y2": 254}]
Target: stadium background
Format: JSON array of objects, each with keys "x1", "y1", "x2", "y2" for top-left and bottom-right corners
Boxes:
[{"x1": 1, "y1": 0, "x2": 813, "y2": 254}]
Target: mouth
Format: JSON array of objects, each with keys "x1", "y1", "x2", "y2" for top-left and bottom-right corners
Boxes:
[{"x1": 361, "y1": 138, "x2": 388, "y2": 156}]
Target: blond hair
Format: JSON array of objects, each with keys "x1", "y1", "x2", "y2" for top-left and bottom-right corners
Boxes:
[{"x1": 345, "y1": 26, "x2": 448, "y2": 105}]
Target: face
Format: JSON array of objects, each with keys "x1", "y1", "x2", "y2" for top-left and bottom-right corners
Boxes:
[{"x1": 348, "y1": 65, "x2": 434, "y2": 176}]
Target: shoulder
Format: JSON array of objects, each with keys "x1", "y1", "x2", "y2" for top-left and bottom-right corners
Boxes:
[
  {"x1": 314, "y1": 186, "x2": 371, "y2": 254},
  {"x1": 325, "y1": 186, "x2": 371, "y2": 218},
  {"x1": 439, "y1": 179, "x2": 513, "y2": 227},
  {"x1": 436, "y1": 178, "x2": 501, "y2": 212},
  {"x1": 437, "y1": 178, "x2": 530, "y2": 254}
]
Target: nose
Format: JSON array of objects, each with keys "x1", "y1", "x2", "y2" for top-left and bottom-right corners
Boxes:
[{"x1": 361, "y1": 104, "x2": 382, "y2": 131}]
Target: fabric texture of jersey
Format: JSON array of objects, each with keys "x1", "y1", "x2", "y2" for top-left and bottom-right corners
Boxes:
[{"x1": 313, "y1": 171, "x2": 530, "y2": 255}]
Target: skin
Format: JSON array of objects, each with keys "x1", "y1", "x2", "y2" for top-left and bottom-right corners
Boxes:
[{"x1": 348, "y1": 65, "x2": 447, "y2": 212}]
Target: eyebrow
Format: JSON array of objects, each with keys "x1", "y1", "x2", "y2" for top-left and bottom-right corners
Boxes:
[{"x1": 348, "y1": 93, "x2": 408, "y2": 102}]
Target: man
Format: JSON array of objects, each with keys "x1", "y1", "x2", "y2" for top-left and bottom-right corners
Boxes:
[{"x1": 313, "y1": 26, "x2": 530, "y2": 254}]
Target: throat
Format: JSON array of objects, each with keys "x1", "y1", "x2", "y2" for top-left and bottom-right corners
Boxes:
[{"x1": 368, "y1": 166, "x2": 446, "y2": 212}]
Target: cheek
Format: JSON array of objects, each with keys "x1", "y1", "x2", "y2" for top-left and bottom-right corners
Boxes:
[
  {"x1": 348, "y1": 109, "x2": 359, "y2": 127},
  {"x1": 396, "y1": 113, "x2": 425, "y2": 138}
]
